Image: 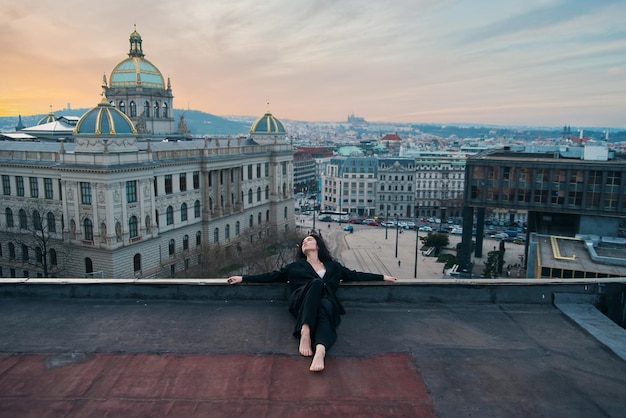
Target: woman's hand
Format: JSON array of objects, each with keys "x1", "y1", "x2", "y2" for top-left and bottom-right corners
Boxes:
[
  {"x1": 227, "y1": 276, "x2": 243, "y2": 285},
  {"x1": 383, "y1": 275, "x2": 397, "y2": 282}
]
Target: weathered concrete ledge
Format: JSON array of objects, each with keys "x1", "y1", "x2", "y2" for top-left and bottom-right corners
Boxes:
[{"x1": 0, "y1": 277, "x2": 624, "y2": 307}]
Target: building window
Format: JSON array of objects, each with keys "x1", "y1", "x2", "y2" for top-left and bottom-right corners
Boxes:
[
  {"x1": 166, "y1": 206, "x2": 174, "y2": 225},
  {"x1": 179, "y1": 173, "x2": 187, "y2": 192},
  {"x1": 5, "y1": 208, "x2": 14, "y2": 227},
  {"x1": 50, "y1": 249, "x2": 57, "y2": 266},
  {"x1": 169, "y1": 239, "x2": 175, "y2": 255},
  {"x1": 45, "y1": 212, "x2": 56, "y2": 233},
  {"x1": 236, "y1": 221, "x2": 240, "y2": 236},
  {"x1": 84, "y1": 218, "x2": 93, "y2": 241},
  {"x1": 80, "y1": 182, "x2": 92, "y2": 204},
  {"x1": 165, "y1": 175, "x2": 173, "y2": 194},
  {"x1": 8, "y1": 243, "x2": 15, "y2": 260},
  {"x1": 33, "y1": 210, "x2": 42, "y2": 230},
  {"x1": 162, "y1": 103, "x2": 169, "y2": 118},
  {"x1": 214, "y1": 228, "x2": 219, "y2": 243},
  {"x1": 19, "y1": 209, "x2": 27, "y2": 229},
  {"x1": 196, "y1": 231, "x2": 201, "y2": 247},
  {"x1": 153, "y1": 177, "x2": 158, "y2": 196},
  {"x1": 225, "y1": 224, "x2": 230, "y2": 240},
  {"x1": 129, "y1": 216, "x2": 138, "y2": 238},
  {"x1": 183, "y1": 234, "x2": 189, "y2": 250},
  {"x1": 257, "y1": 187, "x2": 261, "y2": 202},
  {"x1": 181, "y1": 203, "x2": 188, "y2": 221},
  {"x1": 22, "y1": 244, "x2": 29, "y2": 262},
  {"x1": 249, "y1": 215, "x2": 254, "y2": 227},
  {"x1": 194, "y1": 200, "x2": 201, "y2": 218},
  {"x1": 2, "y1": 175, "x2": 10, "y2": 195},
  {"x1": 44, "y1": 178, "x2": 53, "y2": 199},
  {"x1": 248, "y1": 189, "x2": 253, "y2": 204},
  {"x1": 133, "y1": 254, "x2": 141, "y2": 272},
  {"x1": 85, "y1": 258, "x2": 93, "y2": 274},
  {"x1": 126, "y1": 181, "x2": 137, "y2": 203},
  {"x1": 130, "y1": 101, "x2": 137, "y2": 117},
  {"x1": 193, "y1": 171, "x2": 200, "y2": 189},
  {"x1": 29, "y1": 177, "x2": 38, "y2": 198},
  {"x1": 16, "y1": 176, "x2": 24, "y2": 197}
]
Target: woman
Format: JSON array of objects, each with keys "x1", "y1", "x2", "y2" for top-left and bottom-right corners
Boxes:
[{"x1": 227, "y1": 233, "x2": 397, "y2": 372}]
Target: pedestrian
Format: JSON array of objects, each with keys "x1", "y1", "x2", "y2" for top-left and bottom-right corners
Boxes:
[
  {"x1": 398, "y1": 260, "x2": 401, "y2": 267},
  {"x1": 227, "y1": 233, "x2": 397, "y2": 372}
]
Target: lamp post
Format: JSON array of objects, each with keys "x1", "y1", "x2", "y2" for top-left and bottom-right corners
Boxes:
[
  {"x1": 395, "y1": 216, "x2": 399, "y2": 258},
  {"x1": 385, "y1": 205, "x2": 389, "y2": 240},
  {"x1": 414, "y1": 224, "x2": 419, "y2": 278}
]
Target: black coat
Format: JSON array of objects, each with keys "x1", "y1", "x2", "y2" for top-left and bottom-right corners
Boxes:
[{"x1": 243, "y1": 258, "x2": 384, "y2": 316}]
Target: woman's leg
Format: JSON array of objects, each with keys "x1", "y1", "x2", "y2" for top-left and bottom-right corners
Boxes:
[
  {"x1": 309, "y1": 298, "x2": 338, "y2": 372},
  {"x1": 294, "y1": 279, "x2": 324, "y2": 356}
]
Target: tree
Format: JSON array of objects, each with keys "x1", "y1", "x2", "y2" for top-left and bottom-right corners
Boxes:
[
  {"x1": 3, "y1": 205, "x2": 68, "y2": 278},
  {"x1": 421, "y1": 232, "x2": 449, "y2": 255},
  {"x1": 483, "y1": 249, "x2": 505, "y2": 278}
]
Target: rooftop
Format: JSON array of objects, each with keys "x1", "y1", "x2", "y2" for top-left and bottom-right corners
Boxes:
[{"x1": 1, "y1": 226, "x2": 625, "y2": 417}]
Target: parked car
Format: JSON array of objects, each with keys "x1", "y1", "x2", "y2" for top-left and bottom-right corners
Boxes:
[
  {"x1": 343, "y1": 225, "x2": 354, "y2": 232},
  {"x1": 418, "y1": 226, "x2": 433, "y2": 232},
  {"x1": 366, "y1": 220, "x2": 379, "y2": 226},
  {"x1": 491, "y1": 233, "x2": 508, "y2": 240},
  {"x1": 450, "y1": 228, "x2": 463, "y2": 235},
  {"x1": 405, "y1": 221, "x2": 416, "y2": 229}
]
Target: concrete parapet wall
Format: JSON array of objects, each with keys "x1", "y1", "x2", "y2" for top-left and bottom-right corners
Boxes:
[{"x1": 1, "y1": 278, "x2": 623, "y2": 306}]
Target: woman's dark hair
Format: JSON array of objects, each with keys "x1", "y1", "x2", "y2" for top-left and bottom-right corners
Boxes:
[{"x1": 296, "y1": 233, "x2": 334, "y2": 262}]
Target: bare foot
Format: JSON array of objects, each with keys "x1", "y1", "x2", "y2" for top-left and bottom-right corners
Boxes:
[
  {"x1": 299, "y1": 325, "x2": 313, "y2": 357},
  {"x1": 309, "y1": 344, "x2": 326, "y2": 372}
]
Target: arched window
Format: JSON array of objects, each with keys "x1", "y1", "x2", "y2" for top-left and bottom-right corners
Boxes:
[
  {"x1": 194, "y1": 200, "x2": 201, "y2": 218},
  {"x1": 19, "y1": 209, "x2": 27, "y2": 229},
  {"x1": 248, "y1": 189, "x2": 253, "y2": 204},
  {"x1": 154, "y1": 101, "x2": 160, "y2": 118},
  {"x1": 169, "y1": 239, "x2": 175, "y2": 255},
  {"x1": 133, "y1": 254, "x2": 141, "y2": 272},
  {"x1": 196, "y1": 231, "x2": 201, "y2": 247},
  {"x1": 130, "y1": 101, "x2": 137, "y2": 117},
  {"x1": 84, "y1": 218, "x2": 93, "y2": 241},
  {"x1": 180, "y1": 203, "x2": 188, "y2": 221},
  {"x1": 265, "y1": 185, "x2": 269, "y2": 199},
  {"x1": 50, "y1": 248, "x2": 57, "y2": 266},
  {"x1": 119, "y1": 101, "x2": 126, "y2": 114},
  {"x1": 283, "y1": 207, "x2": 287, "y2": 219},
  {"x1": 258, "y1": 212, "x2": 262, "y2": 225},
  {"x1": 166, "y1": 206, "x2": 174, "y2": 225},
  {"x1": 155, "y1": 210, "x2": 159, "y2": 227},
  {"x1": 249, "y1": 214, "x2": 254, "y2": 227},
  {"x1": 183, "y1": 234, "x2": 189, "y2": 250},
  {"x1": 225, "y1": 224, "x2": 230, "y2": 240},
  {"x1": 257, "y1": 187, "x2": 261, "y2": 202},
  {"x1": 33, "y1": 210, "x2": 42, "y2": 230},
  {"x1": 162, "y1": 103, "x2": 168, "y2": 118},
  {"x1": 214, "y1": 228, "x2": 219, "y2": 243},
  {"x1": 129, "y1": 216, "x2": 138, "y2": 238},
  {"x1": 5, "y1": 208, "x2": 14, "y2": 228},
  {"x1": 8, "y1": 242, "x2": 15, "y2": 260},
  {"x1": 143, "y1": 101, "x2": 150, "y2": 117},
  {"x1": 47, "y1": 212, "x2": 56, "y2": 233},
  {"x1": 85, "y1": 257, "x2": 93, "y2": 274},
  {"x1": 235, "y1": 221, "x2": 240, "y2": 236}
]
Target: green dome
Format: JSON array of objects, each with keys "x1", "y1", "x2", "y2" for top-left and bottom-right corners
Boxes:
[
  {"x1": 250, "y1": 111, "x2": 286, "y2": 134},
  {"x1": 110, "y1": 57, "x2": 165, "y2": 89},
  {"x1": 75, "y1": 98, "x2": 137, "y2": 135}
]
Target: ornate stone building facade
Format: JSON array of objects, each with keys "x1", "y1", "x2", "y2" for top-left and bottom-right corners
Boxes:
[{"x1": 0, "y1": 29, "x2": 294, "y2": 279}]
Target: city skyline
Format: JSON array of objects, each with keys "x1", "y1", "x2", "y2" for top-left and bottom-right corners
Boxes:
[{"x1": 1, "y1": 0, "x2": 625, "y2": 128}]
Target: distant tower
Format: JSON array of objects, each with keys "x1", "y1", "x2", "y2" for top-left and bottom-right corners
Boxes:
[
  {"x1": 105, "y1": 26, "x2": 175, "y2": 135},
  {"x1": 15, "y1": 115, "x2": 25, "y2": 131}
]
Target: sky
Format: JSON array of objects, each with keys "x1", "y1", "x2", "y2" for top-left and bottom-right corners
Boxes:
[{"x1": 1, "y1": 0, "x2": 625, "y2": 127}]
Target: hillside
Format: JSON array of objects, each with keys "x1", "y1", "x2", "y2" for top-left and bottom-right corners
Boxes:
[{"x1": 0, "y1": 109, "x2": 251, "y2": 136}]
